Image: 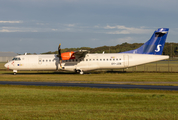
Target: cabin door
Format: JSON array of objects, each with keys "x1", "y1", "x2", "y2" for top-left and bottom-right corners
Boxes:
[{"x1": 124, "y1": 55, "x2": 129, "y2": 67}]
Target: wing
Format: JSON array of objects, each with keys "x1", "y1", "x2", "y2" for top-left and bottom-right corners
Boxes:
[{"x1": 61, "y1": 50, "x2": 89, "y2": 60}]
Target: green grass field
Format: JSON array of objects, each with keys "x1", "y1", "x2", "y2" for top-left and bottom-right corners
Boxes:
[
  {"x1": 1, "y1": 71, "x2": 178, "y2": 86},
  {"x1": 0, "y1": 85, "x2": 178, "y2": 120},
  {"x1": 1, "y1": 61, "x2": 178, "y2": 119},
  {"x1": 1, "y1": 60, "x2": 178, "y2": 86}
]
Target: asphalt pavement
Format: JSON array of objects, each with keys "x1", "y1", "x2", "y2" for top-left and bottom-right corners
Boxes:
[{"x1": 0, "y1": 81, "x2": 178, "y2": 90}]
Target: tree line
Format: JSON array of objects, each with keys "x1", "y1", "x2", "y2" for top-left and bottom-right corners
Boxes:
[{"x1": 42, "y1": 42, "x2": 178, "y2": 57}]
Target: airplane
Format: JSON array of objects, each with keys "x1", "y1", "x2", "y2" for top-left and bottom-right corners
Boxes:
[{"x1": 4, "y1": 28, "x2": 169, "y2": 75}]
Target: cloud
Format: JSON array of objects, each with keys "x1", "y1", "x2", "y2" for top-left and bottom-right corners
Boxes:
[
  {"x1": 104, "y1": 25, "x2": 152, "y2": 34},
  {"x1": 64, "y1": 24, "x2": 76, "y2": 27},
  {"x1": 0, "y1": 22, "x2": 78, "y2": 32},
  {"x1": 0, "y1": 29, "x2": 10, "y2": 32},
  {"x1": 0, "y1": 21, "x2": 23, "y2": 23},
  {"x1": 52, "y1": 29, "x2": 58, "y2": 31},
  {"x1": 0, "y1": 27, "x2": 21, "y2": 32},
  {"x1": 104, "y1": 25, "x2": 117, "y2": 29},
  {"x1": 107, "y1": 30, "x2": 130, "y2": 34},
  {"x1": 0, "y1": 22, "x2": 76, "y2": 32},
  {"x1": 0, "y1": 27, "x2": 38, "y2": 32},
  {"x1": 36, "y1": 23, "x2": 45, "y2": 25}
]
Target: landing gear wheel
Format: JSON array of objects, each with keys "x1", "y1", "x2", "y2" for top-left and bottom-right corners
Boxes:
[
  {"x1": 13, "y1": 70, "x2": 17, "y2": 75},
  {"x1": 79, "y1": 70, "x2": 84, "y2": 75}
]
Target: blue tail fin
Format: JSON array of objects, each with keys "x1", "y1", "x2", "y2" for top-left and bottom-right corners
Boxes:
[{"x1": 121, "y1": 28, "x2": 169, "y2": 55}]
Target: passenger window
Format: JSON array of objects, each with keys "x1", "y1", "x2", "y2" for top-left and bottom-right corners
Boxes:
[
  {"x1": 116, "y1": 59, "x2": 118, "y2": 61},
  {"x1": 89, "y1": 59, "x2": 91, "y2": 61},
  {"x1": 76, "y1": 59, "x2": 78, "y2": 62},
  {"x1": 39, "y1": 60, "x2": 41, "y2": 62},
  {"x1": 113, "y1": 59, "x2": 115, "y2": 61},
  {"x1": 46, "y1": 60, "x2": 48, "y2": 62},
  {"x1": 106, "y1": 59, "x2": 108, "y2": 61},
  {"x1": 86, "y1": 59, "x2": 88, "y2": 61},
  {"x1": 103, "y1": 59, "x2": 105, "y2": 61},
  {"x1": 96, "y1": 59, "x2": 98, "y2": 61},
  {"x1": 110, "y1": 59, "x2": 112, "y2": 61},
  {"x1": 100, "y1": 59, "x2": 102, "y2": 61},
  {"x1": 49, "y1": 60, "x2": 51, "y2": 62},
  {"x1": 93, "y1": 59, "x2": 95, "y2": 61},
  {"x1": 43, "y1": 60, "x2": 44, "y2": 62}
]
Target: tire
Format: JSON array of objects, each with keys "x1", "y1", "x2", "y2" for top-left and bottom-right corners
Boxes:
[{"x1": 79, "y1": 71, "x2": 84, "y2": 75}]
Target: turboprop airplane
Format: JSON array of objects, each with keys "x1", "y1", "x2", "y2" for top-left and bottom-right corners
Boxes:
[{"x1": 4, "y1": 28, "x2": 169, "y2": 75}]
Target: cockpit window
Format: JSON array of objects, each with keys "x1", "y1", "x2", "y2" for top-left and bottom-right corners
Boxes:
[{"x1": 12, "y1": 57, "x2": 21, "y2": 61}]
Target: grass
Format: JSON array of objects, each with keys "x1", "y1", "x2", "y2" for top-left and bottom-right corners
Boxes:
[
  {"x1": 1, "y1": 71, "x2": 178, "y2": 86},
  {"x1": 2, "y1": 61, "x2": 177, "y2": 86},
  {"x1": 0, "y1": 85, "x2": 178, "y2": 120},
  {"x1": 1, "y1": 61, "x2": 178, "y2": 119}
]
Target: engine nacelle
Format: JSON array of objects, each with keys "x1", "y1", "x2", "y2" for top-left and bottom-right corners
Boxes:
[{"x1": 61, "y1": 52, "x2": 75, "y2": 60}]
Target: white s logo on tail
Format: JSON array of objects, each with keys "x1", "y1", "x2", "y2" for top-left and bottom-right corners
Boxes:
[{"x1": 155, "y1": 44, "x2": 162, "y2": 52}]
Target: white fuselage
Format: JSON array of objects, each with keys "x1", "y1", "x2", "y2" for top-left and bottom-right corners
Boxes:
[{"x1": 4, "y1": 53, "x2": 169, "y2": 73}]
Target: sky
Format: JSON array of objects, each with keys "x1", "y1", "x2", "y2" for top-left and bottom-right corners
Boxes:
[{"x1": 0, "y1": 0, "x2": 178, "y2": 54}]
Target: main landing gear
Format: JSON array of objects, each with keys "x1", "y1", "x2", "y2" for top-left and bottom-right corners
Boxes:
[
  {"x1": 75, "y1": 69, "x2": 84, "y2": 75},
  {"x1": 79, "y1": 70, "x2": 84, "y2": 75}
]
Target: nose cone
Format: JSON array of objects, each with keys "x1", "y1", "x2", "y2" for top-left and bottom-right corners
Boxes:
[{"x1": 4, "y1": 63, "x2": 8, "y2": 68}]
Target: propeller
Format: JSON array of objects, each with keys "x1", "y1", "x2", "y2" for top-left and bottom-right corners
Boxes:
[
  {"x1": 58, "y1": 43, "x2": 62, "y2": 69},
  {"x1": 58, "y1": 43, "x2": 62, "y2": 60}
]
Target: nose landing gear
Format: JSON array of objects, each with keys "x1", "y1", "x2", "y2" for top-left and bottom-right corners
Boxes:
[{"x1": 13, "y1": 70, "x2": 17, "y2": 75}]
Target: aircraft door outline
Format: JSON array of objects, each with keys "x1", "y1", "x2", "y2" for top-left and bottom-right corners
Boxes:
[{"x1": 124, "y1": 55, "x2": 129, "y2": 67}]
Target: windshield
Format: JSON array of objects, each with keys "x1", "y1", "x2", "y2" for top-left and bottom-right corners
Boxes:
[{"x1": 12, "y1": 57, "x2": 21, "y2": 61}]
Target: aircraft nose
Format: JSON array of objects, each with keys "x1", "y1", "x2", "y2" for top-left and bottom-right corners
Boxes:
[{"x1": 4, "y1": 63, "x2": 8, "y2": 68}]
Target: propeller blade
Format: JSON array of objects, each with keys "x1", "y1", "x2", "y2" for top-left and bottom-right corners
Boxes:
[
  {"x1": 58, "y1": 43, "x2": 62, "y2": 69},
  {"x1": 58, "y1": 43, "x2": 62, "y2": 60}
]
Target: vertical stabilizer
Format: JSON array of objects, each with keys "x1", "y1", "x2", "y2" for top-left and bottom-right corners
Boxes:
[{"x1": 121, "y1": 28, "x2": 169, "y2": 55}]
